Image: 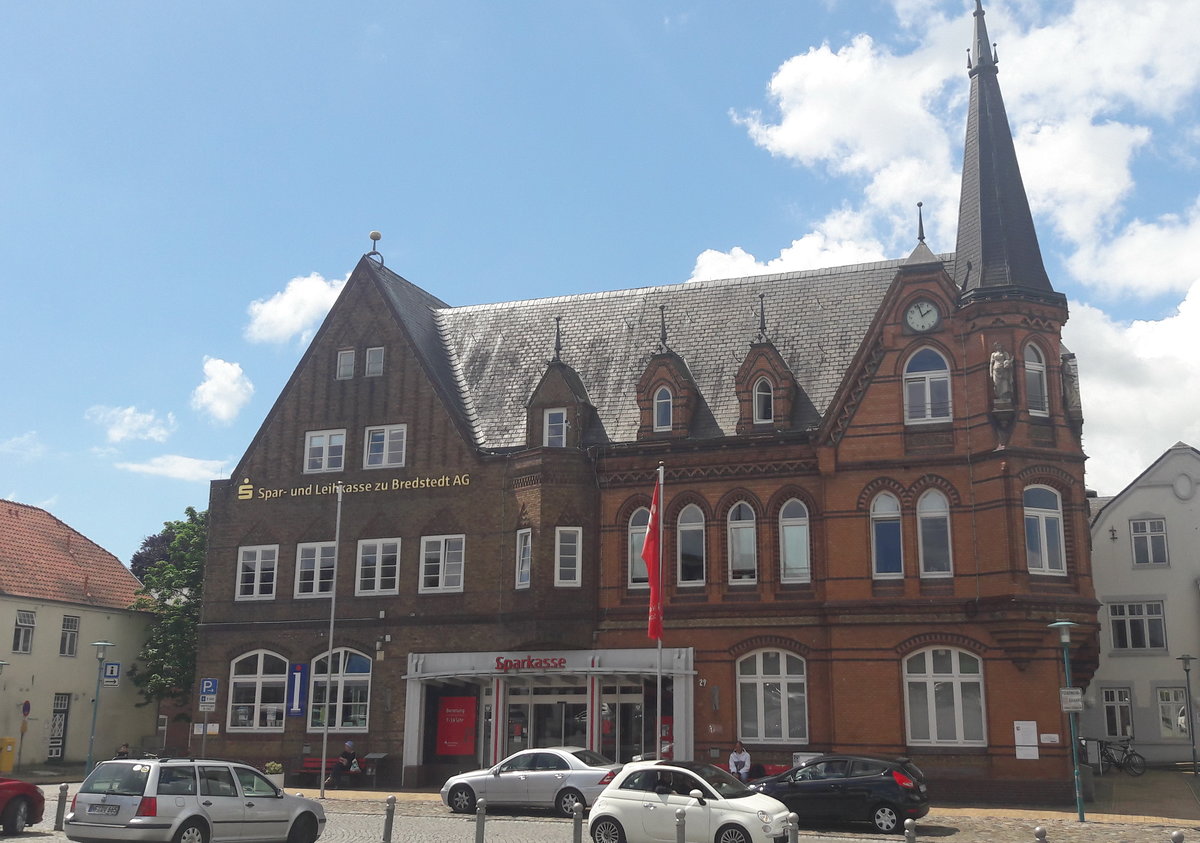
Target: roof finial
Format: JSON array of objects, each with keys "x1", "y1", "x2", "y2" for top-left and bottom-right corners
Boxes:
[
  {"x1": 367, "y1": 230, "x2": 384, "y2": 266},
  {"x1": 553, "y1": 316, "x2": 563, "y2": 362},
  {"x1": 917, "y1": 202, "x2": 926, "y2": 244},
  {"x1": 756, "y1": 293, "x2": 768, "y2": 342},
  {"x1": 658, "y1": 304, "x2": 668, "y2": 352}
]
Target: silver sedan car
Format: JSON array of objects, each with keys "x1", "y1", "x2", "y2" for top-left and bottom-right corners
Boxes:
[{"x1": 441, "y1": 746, "x2": 621, "y2": 817}]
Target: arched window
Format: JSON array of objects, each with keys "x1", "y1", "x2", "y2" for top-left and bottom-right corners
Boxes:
[
  {"x1": 904, "y1": 648, "x2": 986, "y2": 746},
  {"x1": 228, "y1": 650, "x2": 287, "y2": 732},
  {"x1": 677, "y1": 504, "x2": 706, "y2": 585},
  {"x1": 1024, "y1": 485, "x2": 1066, "y2": 574},
  {"x1": 654, "y1": 387, "x2": 673, "y2": 432},
  {"x1": 728, "y1": 502, "x2": 757, "y2": 583},
  {"x1": 309, "y1": 648, "x2": 372, "y2": 732},
  {"x1": 871, "y1": 493, "x2": 903, "y2": 578},
  {"x1": 754, "y1": 378, "x2": 774, "y2": 424},
  {"x1": 779, "y1": 499, "x2": 811, "y2": 583},
  {"x1": 904, "y1": 348, "x2": 951, "y2": 423},
  {"x1": 736, "y1": 650, "x2": 808, "y2": 743},
  {"x1": 917, "y1": 490, "x2": 952, "y2": 577},
  {"x1": 1024, "y1": 344, "x2": 1048, "y2": 416},
  {"x1": 628, "y1": 507, "x2": 650, "y2": 588}
]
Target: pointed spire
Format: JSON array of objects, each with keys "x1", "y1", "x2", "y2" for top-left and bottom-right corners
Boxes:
[
  {"x1": 553, "y1": 316, "x2": 563, "y2": 362},
  {"x1": 917, "y1": 201, "x2": 926, "y2": 244},
  {"x1": 954, "y1": 1, "x2": 1059, "y2": 300},
  {"x1": 658, "y1": 304, "x2": 668, "y2": 352},
  {"x1": 756, "y1": 293, "x2": 768, "y2": 342}
]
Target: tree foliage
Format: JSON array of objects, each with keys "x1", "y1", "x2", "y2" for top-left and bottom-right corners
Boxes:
[
  {"x1": 130, "y1": 529, "x2": 174, "y2": 582},
  {"x1": 127, "y1": 507, "x2": 207, "y2": 707}
]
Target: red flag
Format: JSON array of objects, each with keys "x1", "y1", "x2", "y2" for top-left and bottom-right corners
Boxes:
[{"x1": 641, "y1": 478, "x2": 663, "y2": 640}]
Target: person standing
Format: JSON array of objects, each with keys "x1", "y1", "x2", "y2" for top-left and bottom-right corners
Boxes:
[
  {"x1": 729, "y1": 741, "x2": 751, "y2": 782},
  {"x1": 326, "y1": 741, "x2": 359, "y2": 789}
]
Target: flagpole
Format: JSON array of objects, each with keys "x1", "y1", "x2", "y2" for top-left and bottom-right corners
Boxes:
[{"x1": 655, "y1": 462, "x2": 664, "y2": 758}]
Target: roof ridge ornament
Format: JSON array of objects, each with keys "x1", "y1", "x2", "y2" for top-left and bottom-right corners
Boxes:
[
  {"x1": 756, "y1": 293, "x2": 769, "y2": 343},
  {"x1": 553, "y1": 316, "x2": 563, "y2": 362},
  {"x1": 917, "y1": 202, "x2": 926, "y2": 244},
  {"x1": 657, "y1": 304, "x2": 669, "y2": 353},
  {"x1": 367, "y1": 231, "x2": 384, "y2": 266}
]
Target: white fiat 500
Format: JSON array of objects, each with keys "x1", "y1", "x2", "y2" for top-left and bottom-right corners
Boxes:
[{"x1": 588, "y1": 760, "x2": 790, "y2": 843}]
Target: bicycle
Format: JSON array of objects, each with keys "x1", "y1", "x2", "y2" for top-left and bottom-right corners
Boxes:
[{"x1": 1097, "y1": 737, "x2": 1147, "y2": 776}]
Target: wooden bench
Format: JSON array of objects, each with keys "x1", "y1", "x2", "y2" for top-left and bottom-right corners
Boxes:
[{"x1": 288, "y1": 756, "x2": 352, "y2": 787}]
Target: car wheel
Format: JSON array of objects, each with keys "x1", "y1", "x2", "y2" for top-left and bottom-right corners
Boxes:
[
  {"x1": 557, "y1": 787, "x2": 585, "y2": 818},
  {"x1": 1, "y1": 797, "x2": 28, "y2": 835},
  {"x1": 286, "y1": 814, "x2": 318, "y2": 843},
  {"x1": 871, "y1": 804, "x2": 901, "y2": 833},
  {"x1": 172, "y1": 819, "x2": 209, "y2": 843},
  {"x1": 590, "y1": 816, "x2": 626, "y2": 843},
  {"x1": 715, "y1": 824, "x2": 751, "y2": 843},
  {"x1": 448, "y1": 784, "x2": 477, "y2": 813}
]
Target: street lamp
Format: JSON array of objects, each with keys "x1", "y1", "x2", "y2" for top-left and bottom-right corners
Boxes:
[
  {"x1": 0, "y1": 660, "x2": 8, "y2": 675},
  {"x1": 85, "y1": 641, "x2": 115, "y2": 774},
  {"x1": 1177, "y1": 655, "x2": 1197, "y2": 776},
  {"x1": 1048, "y1": 620, "x2": 1085, "y2": 822}
]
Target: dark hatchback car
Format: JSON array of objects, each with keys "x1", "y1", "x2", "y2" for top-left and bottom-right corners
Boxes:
[{"x1": 749, "y1": 754, "x2": 929, "y2": 834}]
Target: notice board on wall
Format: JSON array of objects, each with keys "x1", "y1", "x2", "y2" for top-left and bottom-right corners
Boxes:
[{"x1": 437, "y1": 696, "x2": 477, "y2": 755}]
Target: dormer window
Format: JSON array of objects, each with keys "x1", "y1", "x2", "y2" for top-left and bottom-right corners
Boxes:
[
  {"x1": 365, "y1": 346, "x2": 385, "y2": 377},
  {"x1": 336, "y1": 350, "x2": 355, "y2": 380},
  {"x1": 1024, "y1": 343, "x2": 1048, "y2": 416},
  {"x1": 654, "y1": 387, "x2": 673, "y2": 432},
  {"x1": 753, "y1": 378, "x2": 774, "y2": 424},
  {"x1": 544, "y1": 408, "x2": 567, "y2": 447},
  {"x1": 904, "y1": 348, "x2": 951, "y2": 423}
]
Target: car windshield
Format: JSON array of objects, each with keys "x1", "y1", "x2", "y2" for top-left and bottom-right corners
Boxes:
[
  {"x1": 663, "y1": 762, "x2": 755, "y2": 799},
  {"x1": 571, "y1": 749, "x2": 613, "y2": 767},
  {"x1": 80, "y1": 762, "x2": 151, "y2": 796}
]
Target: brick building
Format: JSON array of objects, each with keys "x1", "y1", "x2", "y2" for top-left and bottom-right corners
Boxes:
[{"x1": 196, "y1": 1, "x2": 1099, "y2": 802}]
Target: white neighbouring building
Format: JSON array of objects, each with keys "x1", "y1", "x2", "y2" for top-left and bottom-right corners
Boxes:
[{"x1": 1083, "y1": 442, "x2": 1200, "y2": 764}]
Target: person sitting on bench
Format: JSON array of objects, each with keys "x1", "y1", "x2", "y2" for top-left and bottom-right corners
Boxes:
[{"x1": 325, "y1": 741, "x2": 359, "y2": 789}]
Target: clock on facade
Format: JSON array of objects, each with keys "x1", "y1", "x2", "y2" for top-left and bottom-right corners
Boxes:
[{"x1": 904, "y1": 299, "x2": 941, "y2": 332}]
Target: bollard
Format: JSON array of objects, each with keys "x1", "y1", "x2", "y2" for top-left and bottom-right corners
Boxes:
[
  {"x1": 1171, "y1": 832, "x2": 1184, "y2": 842},
  {"x1": 572, "y1": 800, "x2": 584, "y2": 843},
  {"x1": 474, "y1": 797, "x2": 487, "y2": 843},
  {"x1": 904, "y1": 817, "x2": 916, "y2": 842},
  {"x1": 380, "y1": 794, "x2": 396, "y2": 843},
  {"x1": 1034, "y1": 826, "x2": 1048, "y2": 842},
  {"x1": 54, "y1": 782, "x2": 69, "y2": 831},
  {"x1": 787, "y1": 811, "x2": 799, "y2": 843},
  {"x1": 675, "y1": 807, "x2": 686, "y2": 843}
]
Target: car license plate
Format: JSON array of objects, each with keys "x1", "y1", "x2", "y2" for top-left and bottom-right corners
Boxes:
[{"x1": 88, "y1": 804, "x2": 120, "y2": 815}]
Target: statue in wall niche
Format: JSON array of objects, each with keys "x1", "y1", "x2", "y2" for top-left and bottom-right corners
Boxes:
[{"x1": 990, "y1": 343, "x2": 1014, "y2": 404}]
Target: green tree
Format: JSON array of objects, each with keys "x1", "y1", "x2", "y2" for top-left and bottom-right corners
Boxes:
[{"x1": 128, "y1": 507, "x2": 207, "y2": 706}]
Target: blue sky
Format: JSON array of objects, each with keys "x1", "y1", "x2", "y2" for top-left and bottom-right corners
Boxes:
[{"x1": 3, "y1": 0, "x2": 1198, "y2": 567}]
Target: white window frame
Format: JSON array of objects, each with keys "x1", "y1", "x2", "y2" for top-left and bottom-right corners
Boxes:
[
  {"x1": 555, "y1": 527, "x2": 582, "y2": 587},
  {"x1": 365, "y1": 346, "x2": 384, "y2": 377},
  {"x1": 736, "y1": 650, "x2": 808, "y2": 744},
  {"x1": 917, "y1": 490, "x2": 952, "y2": 578},
  {"x1": 544, "y1": 408, "x2": 567, "y2": 447},
  {"x1": 1131, "y1": 519, "x2": 1168, "y2": 566},
  {"x1": 904, "y1": 647, "x2": 986, "y2": 746},
  {"x1": 356, "y1": 538, "x2": 400, "y2": 596},
  {"x1": 1103, "y1": 687, "x2": 1133, "y2": 739},
  {"x1": 60, "y1": 615, "x2": 79, "y2": 657},
  {"x1": 1024, "y1": 485, "x2": 1066, "y2": 575},
  {"x1": 420, "y1": 535, "x2": 465, "y2": 594},
  {"x1": 363, "y1": 424, "x2": 406, "y2": 469},
  {"x1": 228, "y1": 649, "x2": 288, "y2": 732},
  {"x1": 336, "y1": 349, "x2": 355, "y2": 380},
  {"x1": 1024, "y1": 343, "x2": 1048, "y2": 416},
  {"x1": 677, "y1": 504, "x2": 706, "y2": 586},
  {"x1": 515, "y1": 529, "x2": 532, "y2": 590},
  {"x1": 12, "y1": 610, "x2": 34, "y2": 654},
  {"x1": 1159, "y1": 687, "x2": 1188, "y2": 739},
  {"x1": 236, "y1": 545, "x2": 278, "y2": 602},
  {"x1": 305, "y1": 429, "x2": 346, "y2": 473},
  {"x1": 753, "y1": 378, "x2": 774, "y2": 424},
  {"x1": 871, "y1": 493, "x2": 903, "y2": 579},
  {"x1": 727, "y1": 502, "x2": 757, "y2": 583},
  {"x1": 654, "y1": 387, "x2": 673, "y2": 432},
  {"x1": 1109, "y1": 601, "x2": 1166, "y2": 650},
  {"x1": 903, "y1": 348, "x2": 951, "y2": 424},
  {"x1": 779, "y1": 499, "x2": 811, "y2": 583},
  {"x1": 294, "y1": 542, "x2": 336, "y2": 598},
  {"x1": 308, "y1": 647, "x2": 371, "y2": 733},
  {"x1": 628, "y1": 507, "x2": 650, "y2": 589}
]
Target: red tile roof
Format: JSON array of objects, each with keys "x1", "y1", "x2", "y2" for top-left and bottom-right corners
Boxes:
[{"x1": 0, "y1": 500, "x2": 142, "y2": 610}]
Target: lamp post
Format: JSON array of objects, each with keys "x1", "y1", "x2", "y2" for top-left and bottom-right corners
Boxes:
[
  {"x1": 1178, "y1": 655, "x2": 1197, "y2": 776},
  {"x1": 85, "y1": 641, "x2": 115, "y2": 774},
  {"x1": 1048, "y1": 620, "x2": 1085, "y2": 822},
  {"x1": 319, "y1": 483, "x2": 344, "y2": 800}
]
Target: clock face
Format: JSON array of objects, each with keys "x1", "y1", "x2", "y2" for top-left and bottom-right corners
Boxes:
[{"x1": 905, "y1": 299, "x2": 940, "y2": 332}]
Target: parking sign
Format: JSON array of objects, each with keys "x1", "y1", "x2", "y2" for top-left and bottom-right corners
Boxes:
[{"x1": 200, "y1": 677, "x2": 218, "y2": 696}]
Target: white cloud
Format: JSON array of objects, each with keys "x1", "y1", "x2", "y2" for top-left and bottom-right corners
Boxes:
[
  {"x1": 85, "y1": 406, "x2": 176, "y2": 443},
  {"x1": 245, "y1": 272, "x2": 347, "y2": 344},
  {"x1": 1064, "y1": 279, "x2": 1200, "y2": 496},
  {"x1": 0, "y1": 431, "x2": 47, "y2": 461},
  {"x1": 114, "y1": 455, "x2": 230, "y2": 482},
  {"x1": 191, "y1": 357, "x2": 254, "y2": 423}
]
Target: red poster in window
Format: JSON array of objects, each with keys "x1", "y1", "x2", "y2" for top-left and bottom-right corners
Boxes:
[{"x1": 436, "y1": 697, "x2": 477, "y2": 755}]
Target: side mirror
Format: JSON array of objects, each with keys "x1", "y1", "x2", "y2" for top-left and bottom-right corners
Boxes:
[{"x1": 689, "y1": 788, "x2": 706, "y2": 805}]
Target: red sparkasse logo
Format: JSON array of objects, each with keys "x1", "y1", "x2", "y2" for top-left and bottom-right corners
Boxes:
[{"x1": 494, "y1": 655, "x2": 568, "y2": 672}]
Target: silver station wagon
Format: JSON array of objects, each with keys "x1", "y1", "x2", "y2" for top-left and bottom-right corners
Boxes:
[{"x1": 65, "y1": 758, "x2": 325, "y2": 843}]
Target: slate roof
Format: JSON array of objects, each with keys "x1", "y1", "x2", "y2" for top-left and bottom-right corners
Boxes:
[
  {"x1": 365, "y1": 254, "x2": 952, "y2": 451},
  {"x1": 0, "y1": 500, "x2": 142, "y2": 609}
]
